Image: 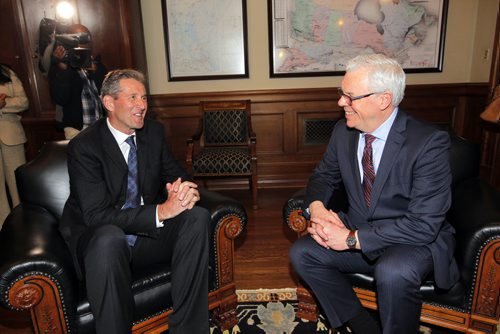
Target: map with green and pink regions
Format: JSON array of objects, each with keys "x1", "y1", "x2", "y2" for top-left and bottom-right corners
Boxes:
[{"x1": 273, "y1": 0, "x2": 446, "y2": 74}]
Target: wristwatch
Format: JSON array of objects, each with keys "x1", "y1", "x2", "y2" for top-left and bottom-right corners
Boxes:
[{"x1": 346, "y1": 230, "x2": 357, "y2": 249}]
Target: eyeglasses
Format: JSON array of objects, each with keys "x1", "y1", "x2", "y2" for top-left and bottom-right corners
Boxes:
[{"x1": 337, "y1": 88, "x2": 379, "y2": 106}]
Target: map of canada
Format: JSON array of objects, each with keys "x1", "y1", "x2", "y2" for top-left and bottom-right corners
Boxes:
[
  {"x1": 273, "y1": 0, "x2": 445, "y2": 74},
  {"x1": 166, "y1": 0, "x2": 245, "y2": 78}
]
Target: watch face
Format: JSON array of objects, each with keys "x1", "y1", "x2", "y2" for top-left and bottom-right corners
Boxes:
[{"x1": 346, "y1": 235, "x2": 356, "y2": 248}]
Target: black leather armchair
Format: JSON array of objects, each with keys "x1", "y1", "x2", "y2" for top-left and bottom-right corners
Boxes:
[
  {"x1": 0, "y1": 140, "x2": 247, "y2": 333},
  {"x1": 283, "y1": 135, "x2": 500, "y2": 333}
]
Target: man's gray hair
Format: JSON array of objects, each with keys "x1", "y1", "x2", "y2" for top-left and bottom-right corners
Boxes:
[
  {"x1": 346, "y1": 54, "x2": 406, "y2": 107},
  {"x1": 101, "y1": 69, "x2": 146, "y2": 98}
]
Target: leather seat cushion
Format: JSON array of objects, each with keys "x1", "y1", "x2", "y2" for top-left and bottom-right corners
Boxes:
[
  {"x1": 76, "y1": 264, "x2": 218, "y2": 332},
  {"x1": 76, "y1": 269, "x2": 173, "y2": 332}
]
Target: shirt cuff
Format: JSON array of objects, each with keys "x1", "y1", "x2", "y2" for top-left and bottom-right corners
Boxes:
[{"x1": 155, "y1": 205, "x2": 164, "y2": 228}]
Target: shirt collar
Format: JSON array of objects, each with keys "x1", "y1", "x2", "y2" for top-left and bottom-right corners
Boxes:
[
  {"x1": 106, "y1": 118, "x2": 135, "y2": 145},
  {"x1": 366, "y1": 107, "x2": 399, "y2": 141}
]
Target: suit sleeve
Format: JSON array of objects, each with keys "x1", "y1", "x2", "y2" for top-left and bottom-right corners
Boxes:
[
  {"x1": 358, "y1": 130, "x2": 452, "y2": 253},
  {"x1": 1, "y1": 68, "x2": 29, "y2": 114},
  {"x1": 66, "y1": 137, "x2": 157, "y2": 235},
  {"x1": 305, "y1": 122, "x2": 344, "y2": 208},
  {"x1": 159, "y1": 130, "x2": 192, "y2": 185}
]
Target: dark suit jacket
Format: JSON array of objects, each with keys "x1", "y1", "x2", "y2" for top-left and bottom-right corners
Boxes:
[
  {"x1": 305, "y1": 110, "x2": 460, "y2": 289},
  {"x1": 60, "y1": 117, "x2": 189, "y2": 278}
]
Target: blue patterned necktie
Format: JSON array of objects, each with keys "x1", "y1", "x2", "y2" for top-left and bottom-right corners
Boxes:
[
  {"x1": 123, "y1": 135, "x2": 139, "y2": 246},
  {"x1": 362, "y1": 134, "x2": 376, "y2": 207}
]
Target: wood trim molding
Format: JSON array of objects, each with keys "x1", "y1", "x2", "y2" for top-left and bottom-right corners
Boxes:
[
  {"x1": 20, "y1": 84, "x2": 491, "y2": 188},
  {"x1": 148, "y1": 83, "x2": 489, "y2": 189}
]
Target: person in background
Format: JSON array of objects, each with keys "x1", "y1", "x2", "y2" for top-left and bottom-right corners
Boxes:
[
  {"x1": 0, "y1": 64, "x2": 29, "y2": 228},
  {"x1": 290, "y1": 54, "x2": 459, "y2": 334},
  {"x1": 60, "y1": 69, "x2": 210, "y2": 333},
  {"x1": 49, "y1": 23, "x2": 107, "y2": 140}
]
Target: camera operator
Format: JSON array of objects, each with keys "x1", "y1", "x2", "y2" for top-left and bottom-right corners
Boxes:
[{"x1": 49, "y1": 24, "x2": 107, "y2": 140}]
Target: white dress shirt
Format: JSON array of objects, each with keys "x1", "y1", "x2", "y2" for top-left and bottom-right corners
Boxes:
[{"x1": 107, "y1": 119, "x2": 164, "y2": 227}]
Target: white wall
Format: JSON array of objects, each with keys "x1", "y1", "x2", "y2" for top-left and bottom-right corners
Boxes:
[{"x1": 141, "y1": 0, "x2": 499, "y2": 95}]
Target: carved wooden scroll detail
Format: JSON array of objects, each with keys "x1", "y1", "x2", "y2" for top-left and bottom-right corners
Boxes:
[{"x1": 9, "y1": 275, "x2": 68, "y2": 333}]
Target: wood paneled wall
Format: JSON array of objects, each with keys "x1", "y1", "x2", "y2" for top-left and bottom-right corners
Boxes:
[
  {"x1": 21, "y1": 83, "x2": 490, "y2": 188},
  {"x1": 3, "y1": 0, "x2": 146, "y2": 159},
  {"x1": 146, "y1": 83, "x2": 489, "y2": 189}
]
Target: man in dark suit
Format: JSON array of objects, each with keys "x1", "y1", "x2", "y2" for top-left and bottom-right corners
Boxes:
[
  {"x1": 290, "y1": 54, "x2": 459, "y2": 334},
  {"x1": 60, "y1": 69, "x2": 210, "y2": 333}
]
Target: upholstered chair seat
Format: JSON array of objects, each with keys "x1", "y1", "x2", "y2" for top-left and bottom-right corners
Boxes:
[{"x1": 193, "y1": 147, "x2": 253, "y2": 175}]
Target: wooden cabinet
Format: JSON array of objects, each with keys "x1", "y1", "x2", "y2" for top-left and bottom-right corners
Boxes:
[{"x1": 0, "y1": 0, "x2": 146, "y2": 159}]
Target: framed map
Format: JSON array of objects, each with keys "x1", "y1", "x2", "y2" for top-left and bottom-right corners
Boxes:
[
  {"x1": 162, "y1": 0, "x2": 249, "y2": 81},
  {"x1": 268, "y1": 0, "x2": 449, "y2": 77}
]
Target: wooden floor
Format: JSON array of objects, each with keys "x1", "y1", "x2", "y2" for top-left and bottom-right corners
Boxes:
[{"x1": 0, "y1": 187, "x2": 302, "y2": 333}]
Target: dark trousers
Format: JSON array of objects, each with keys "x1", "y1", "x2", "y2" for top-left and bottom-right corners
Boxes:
[
  {"x1": 290, "y1": 235, "x2": 433, "y2": 334},
  {"x1": 78, "y1": 206, "x2": 210, "y2": 334}
]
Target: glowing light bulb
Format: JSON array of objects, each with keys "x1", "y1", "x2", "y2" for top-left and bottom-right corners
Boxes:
[{"x1": 56, "y1": 1, "x2": 75, "y2": 20}]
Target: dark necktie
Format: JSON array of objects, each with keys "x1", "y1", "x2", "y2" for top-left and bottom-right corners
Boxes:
[
  {"x1": 123, "y1": 135, "x2": 139, "y2": 246},
  {"x1": 362, "y1": 134, "x2": 376, "y2": 207}
]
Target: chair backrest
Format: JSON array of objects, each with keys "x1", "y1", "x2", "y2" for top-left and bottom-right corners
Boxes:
[
  {"x1": 16, "y1": 140, "x2": 70, "y2": 219},
  {"x1": 448, "y1": 135, "x2": 480, "y2": 189},
  {"x1": 201, "y1": 100, "x2": 251, "y2": 146}
]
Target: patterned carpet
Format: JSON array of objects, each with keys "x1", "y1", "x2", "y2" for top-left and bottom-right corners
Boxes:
[{"x1": 209, "y1": 288, "x2": 460, "y2": 334}]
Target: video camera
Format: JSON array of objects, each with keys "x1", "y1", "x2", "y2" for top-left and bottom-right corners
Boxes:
[
  {"x1": 55, "y1": 31, "x2": 92, "y2": 69},
  {"x1": 37, "y1": 18, "x2": 93, "y2": 71}
]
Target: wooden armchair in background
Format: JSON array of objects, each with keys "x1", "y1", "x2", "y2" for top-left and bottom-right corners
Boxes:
[{"x1": 186, "y1": 100, "x2": 258, "y2": 209}]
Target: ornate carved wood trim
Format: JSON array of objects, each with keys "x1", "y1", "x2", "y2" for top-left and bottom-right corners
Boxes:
[
  {"x1": 216, "y1": 215, "x2": 244, "y2": 286},
  {"x1": 9, "y1": 275, "x2": 68, "y2": 333}
]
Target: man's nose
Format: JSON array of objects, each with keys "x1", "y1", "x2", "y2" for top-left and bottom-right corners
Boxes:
[
  {"x1": 338, "y1": 94, "x2": 348, "y2": 107},
  {"x1": 136, "y1": 98, "x2": 147, "y2": 109}
]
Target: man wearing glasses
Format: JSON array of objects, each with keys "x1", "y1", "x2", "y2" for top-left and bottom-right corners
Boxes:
[{"x1": 290, "y1": 54, "x2": 459, "y2": 334}]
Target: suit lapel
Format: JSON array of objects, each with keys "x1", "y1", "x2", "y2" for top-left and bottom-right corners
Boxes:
[
  {"x1": 100, "y1": 120, "x2": 128, "y2": 172},
  {"x1": 347, "y1": 128, "x2": 364, "y2": 209},
  {"x1": 99, "y1": 120, "x2": 129, "y2": 204},
  {"x1": 368, "y1": 111, "x2": 407, "y2": 214},
  {"x1": 135, "y1": 126, "x2": 149, "y2": 191}
]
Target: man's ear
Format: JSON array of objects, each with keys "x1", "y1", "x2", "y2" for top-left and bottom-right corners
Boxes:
[
  {"x1": 379, "y1": 91, "x2": 392, "y2": 110},
  {"x1": 102, "y1": 95, "x2": 114, "y2": 112}
]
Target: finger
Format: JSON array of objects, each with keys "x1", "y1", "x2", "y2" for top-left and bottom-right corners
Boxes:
[
  {"x1": 178, "y1": 181, "x2": 199, "y2": 200},
  {"x1": 185, "y1": 200, "x2": 196, "y2": 210},
  {"x1": 307, "y1": 226, "x2": 316, "y2": 235},
  {"x1": 182, "y1": 190, "x2": 200, "y2": 206},
  {"x1": 181, "y1": 180, "x2": 198, "y2": 189},
  {"x1": 311, "y1": 234, "x2": 329, "y2": 249},
  {"x1": 173, "y1": 177, "x2": 182, "y2": 191},
  {"x1": 328, "y1": 210, "x2": 344, "y2": 224},
  {"x1": 178, "y1": 180, "x2": 198, "y2": 195},
  {"x1": 315, "y1": 225, "x2": 329, "y2": 241}
]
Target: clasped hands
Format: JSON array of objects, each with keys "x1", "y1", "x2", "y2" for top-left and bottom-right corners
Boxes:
[
  {"x1": 307, "y1": 201, "x2": 353, "y2": 251},
  {"x1": 157, "y1": 178, "x2": 199, "y2": 221}
]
